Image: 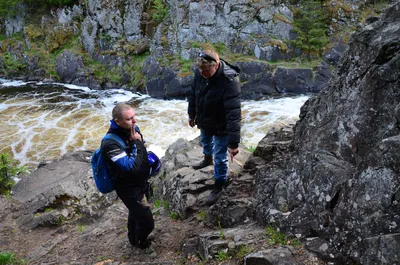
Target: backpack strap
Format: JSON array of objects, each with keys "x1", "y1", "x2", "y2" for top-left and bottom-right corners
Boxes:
[{"x1": 102, "y1": 133, "x2": 128, "y2": 149}]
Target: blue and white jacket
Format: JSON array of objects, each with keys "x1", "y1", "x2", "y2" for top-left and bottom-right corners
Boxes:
[{"x1": 101, "y1": 120, "x2": 150, "y2": 187}]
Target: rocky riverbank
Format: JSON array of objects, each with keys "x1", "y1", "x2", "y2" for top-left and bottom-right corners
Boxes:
[{"x1": 0, "y1": 131, "x2": 327, "y2": 265}]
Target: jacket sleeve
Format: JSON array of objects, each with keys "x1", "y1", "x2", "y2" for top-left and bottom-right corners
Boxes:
[
  {"x1": 188, "y1": 72, "x2": 198, "y2": 120},
  {"x1": 102, "y1": 139, "x2": 149, "y2": 180},
  {"x1": 223, "y1": 77, "x2": 241, "y2": 148}
]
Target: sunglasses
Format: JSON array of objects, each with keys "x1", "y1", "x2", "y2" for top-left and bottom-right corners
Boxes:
[{"x1": 198, "y1": 52, "x2": 217, "y2": 63}]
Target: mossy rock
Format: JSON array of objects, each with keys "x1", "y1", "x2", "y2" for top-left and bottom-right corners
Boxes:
[
  {"x1": 269, "y1": 38, "x2": 288, "y2": 53},
  {"x1": 45, "y1": 33, "x2": 60, "y2": 52},
  {"x1": 0, "y1": 39, "x2": 22, "y2": 53},
  {"x1": 45, "y1": 26, "x2": 75, "y2": 53},
  {"x1": 273, "y1": 13, "x2": 293, "y2": 25},
  {"x1": 24, "y1": 24, "x2": 44, "y2": 42},
  {"x1": 123, "y1": 38, "x2": 149, "y2": 55}
]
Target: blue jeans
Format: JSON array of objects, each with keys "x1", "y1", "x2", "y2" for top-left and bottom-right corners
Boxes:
[{"x1": 200, "y1": 129, "x2": 228, "y2": 182}]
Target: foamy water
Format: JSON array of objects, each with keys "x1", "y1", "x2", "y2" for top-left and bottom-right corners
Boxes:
[{"x1": 0, "y1": 79, "x2": 309, "y2": 168}]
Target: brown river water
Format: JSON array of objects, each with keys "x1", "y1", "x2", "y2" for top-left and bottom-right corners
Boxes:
[{"x1": 0, "y1": 79, "x2": 309, "y2": 169}]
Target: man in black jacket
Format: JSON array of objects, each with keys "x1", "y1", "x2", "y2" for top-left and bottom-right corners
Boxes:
[
  {"x1": 101, "y1": 103, "x2": 154, "y2": 248},
  {"x1": 188, "y1": 50, "x2": 241, "y2": 206}
]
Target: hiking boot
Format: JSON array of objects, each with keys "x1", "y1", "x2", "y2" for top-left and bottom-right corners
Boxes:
[
  {"x1": 138, "y1": 238, "x2": 151, "y2": 249},
  {"x1": 192, "y1": 155, "x2": 213, "y2": 170},
  {"x1": 129, "y1": 235, "x2": 138, "y2": 246},
  {"x1": 206, "y1": 179, "x2": 229, "y2": 206}
]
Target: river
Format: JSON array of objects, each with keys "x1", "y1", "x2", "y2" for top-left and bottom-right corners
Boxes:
[{"x1": 0, "y1": 78, "x2": 309, "y2": 169}]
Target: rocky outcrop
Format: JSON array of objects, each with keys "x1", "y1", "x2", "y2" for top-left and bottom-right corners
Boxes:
[
  {"x1": 4, "y1": 3, "x2": 26, "y2": 37},
  {"x1": 4, "y1": 0, "x2": 365, "y2": 63},
  {"x1": 10, "y1": 151, "x2": 117, "y2": 230},
  {"x1": 206, "y1": 119, "x2": 297, "y2": 229},
  {"x1": 252, "y1": 2, "x2": 400, "y2": 264},
  {"x1": 163, "y1": 1, "x2": 295, "y2": 60},
  {"x1": 143, "y1": 59, "x2": 332, "y2": 99},
  {"x1": 1, "y1": 0, "x2": 360, "y2": 97},
  {"x1": 151, "y1": 137, "x2": 252, "y2": 219},
  {"x1": 55, "y1": 50, "x2": 103, "y2": 88}
]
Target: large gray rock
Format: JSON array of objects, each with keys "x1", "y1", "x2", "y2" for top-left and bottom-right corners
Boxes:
[
  {"x1": 57, "y1": 5, "x2": 83, "y2": 25},
  {"x1": 81, "y1": 0, "x2": 147, "y2": 51},
  {"x1": 81, "y1": 17, "x2": 98, "y2": 55},
  {"x1": 253, "y1": 3, "x2": 400, "y2": 264},
  {"x1": 55, "y1": 50, "x2": 101, "y2": 88},
  {"x1": 311, "y1": 62, "x2": 331, "y2": 92},
  {"x1": 323, "y1": 41, "x2": 347, "y2": 66},
  {"x1": 238, "y1": 61, "x2": 278, "y2": 99},
  {"x1": 274, "y1": 67, "x2": 314, "y2": 94},
  {"x1": 152, "y1": 137, "x2": 251, "y2": 219},
  {"x1": 11, "y1": 151, "x2": 116, "y2": 230},
  {"x1": 124, "y1": 1, "x2": 147, "y2": 42},
  {"x1": 4, "y1": 3, "x2": 26, "y2": 36},
  {"x1": 87, "y1": 0, "x2": 124, "y2": 39},
  {"x1": 55, "y1": 50, "x2": 84, "y2": 83}
]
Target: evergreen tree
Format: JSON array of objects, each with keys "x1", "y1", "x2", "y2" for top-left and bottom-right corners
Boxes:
[
  {"x1": 291, "y1": 0, "x2": 330, "y2": 58},
  {"x1": 0, "y1": 154, "x2": 26, "y2": 195}
]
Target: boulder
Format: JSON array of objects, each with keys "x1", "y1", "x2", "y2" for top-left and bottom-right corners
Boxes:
[
  {"x1": 274, "y1": 67, "x2": 314, "y2": 94},
  {"x1": 253, "y1": 3, "x2": 400, "y2": 264},
  {"x1": 152, "y1": 137, "x2": 251, "y2": 219},
  {"x1": 55, "y1": 50, "x2": 84, "y2": 84},
  {"x1": 238, "y1": 61, "x2": 278, "y2": 100},
  {"x1": 11, "y1": 151, "x2": 116, "y2": 230}
]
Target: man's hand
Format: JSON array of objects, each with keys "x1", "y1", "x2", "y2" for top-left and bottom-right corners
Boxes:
[
  {"x1": 188, "y1": 119, "x2": 195, "y2": 128},
  {"x1": 130, "y1": 127, "x2": 142, "y2": 141},
  {"x1": 228, "y1": 147, "x2": 239, "y2": 162}
]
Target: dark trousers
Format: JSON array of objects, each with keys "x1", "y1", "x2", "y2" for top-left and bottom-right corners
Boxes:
[{"x1": 116, "y1": 185, "x2": 154, "y2": 245}]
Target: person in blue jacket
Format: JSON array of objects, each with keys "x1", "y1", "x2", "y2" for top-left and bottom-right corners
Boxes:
[
  {"x1": 188, "y1": 50, "x2": 241, "y2": 206},
  {"x1": 101, "y1": 103, "x2": 153, "y2": 249}
]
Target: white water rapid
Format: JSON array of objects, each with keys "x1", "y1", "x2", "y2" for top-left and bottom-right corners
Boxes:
[{"x1": 0, "y1": 79, "x2": 309, "y2": 168}]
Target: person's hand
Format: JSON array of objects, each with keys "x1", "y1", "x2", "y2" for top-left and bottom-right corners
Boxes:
[
  {"x1": 188, "y1": 119, "x2": 195, "y2": 128},
  {"x1": 130, "y1": 127, "x2": 142, "y2": 141},
  {"x1": 228, "y1": 147, "x2": 239, "y2": 162}
]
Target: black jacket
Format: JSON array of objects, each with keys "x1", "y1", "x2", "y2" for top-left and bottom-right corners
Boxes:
[
  {"x1": 101, "y1": 122, "x2": 150, "y2": 188},
  {"x1": 188, "y1": 60, "x2": 241, "y2": 148}
]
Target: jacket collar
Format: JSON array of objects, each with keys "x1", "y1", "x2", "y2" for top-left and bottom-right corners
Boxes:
[
  {"x1": 108, "y1": 119, "x2": 130, "y2": 138},
  {"x1": 208, "y1": 61, "x2": 223, "y2": 81},
  {"x1": 110, "y1": 119, "x2": 120, "y2": 129}
]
